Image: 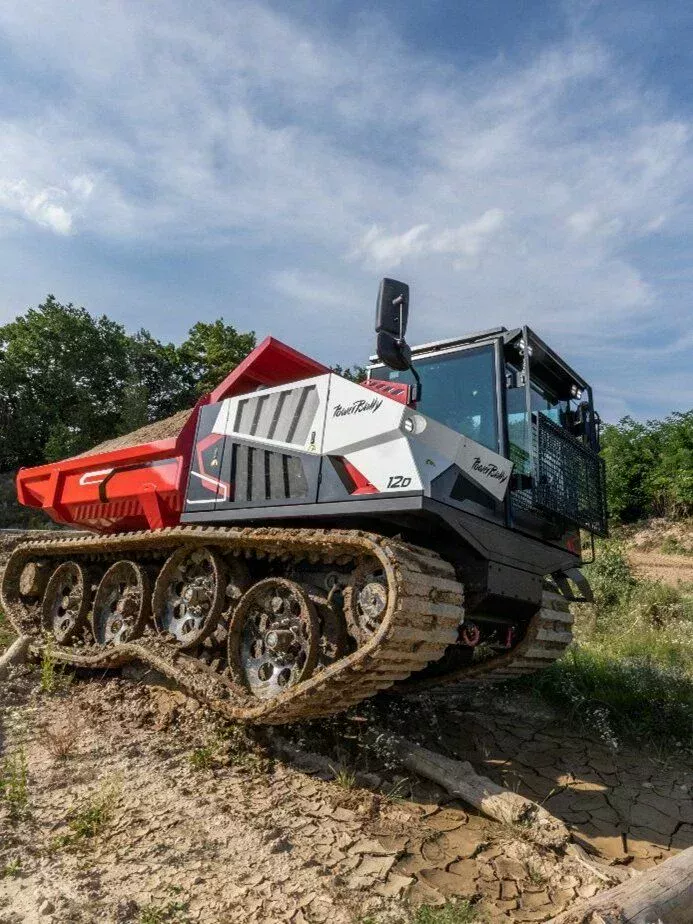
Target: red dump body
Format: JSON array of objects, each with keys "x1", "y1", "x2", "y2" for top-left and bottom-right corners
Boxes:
[{"x1": 16, "y1": 337, "x2": 329, "y2": 533}]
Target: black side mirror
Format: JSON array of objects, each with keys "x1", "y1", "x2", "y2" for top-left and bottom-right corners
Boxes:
[
  {"x1": 376, "y1": 330, "x2": 412, "y2": 372},
  {"x1": 374, "y1": 278, "x2": 422, "y2": 397},
  {"x1": 376, "y1": 278, "x2": 409, "y2": 340}
]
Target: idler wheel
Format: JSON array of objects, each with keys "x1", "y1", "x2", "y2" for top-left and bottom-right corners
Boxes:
[
  {"x1": 228, "y1": 578, "x2": 318, "y2": 700},
  {"x1": 41, "y1": 561, "x2": 92, "y2": 644},
  {"x1": 152, "y1": 546, "x2": 226, "y2": 649},
  {"x1": 343, "y1": 563, "x2": 389, "y2": 646},
  {"x1": 92, "y1": 561, "x2": 151, "y2": 646}
]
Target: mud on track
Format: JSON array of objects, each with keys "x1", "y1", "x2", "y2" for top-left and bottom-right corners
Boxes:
[{"x1": 1, "y1": 526, "x2": 573, "y2": 726}]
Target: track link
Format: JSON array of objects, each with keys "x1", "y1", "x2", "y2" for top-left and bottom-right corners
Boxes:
[
  {"x1": 1, "y1": 526, "x2": 573, "y2": 723},
  {"x1": 399, "y1": 587, "x2": 573, "y2": 692}
]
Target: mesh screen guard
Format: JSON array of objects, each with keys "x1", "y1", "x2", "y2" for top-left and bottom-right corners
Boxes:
[{"x1": 532, "y1": 413, "x2": 607, "y2": 537}]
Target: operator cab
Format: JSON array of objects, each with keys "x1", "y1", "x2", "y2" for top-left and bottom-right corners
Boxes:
[{"x1": 368, "y1": 324, "x2": 606, "y2": 554}]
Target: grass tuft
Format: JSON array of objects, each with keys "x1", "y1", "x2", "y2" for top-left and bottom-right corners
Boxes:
[
  {"x1": 332, "y1": 764, "x2": 357, "y2": 789},
  {"x1": 2, "y1": 858, "x2": 22, "y2": 878},
  {"x1": 40, "y1": 639, "x2": 73, "y2": 695},
  {"x1": 53, "y1": 782, "x2": 119, "y2": 849},
  {"x1": 0, "y1": 747, "x2": 29, "y2": 820}
]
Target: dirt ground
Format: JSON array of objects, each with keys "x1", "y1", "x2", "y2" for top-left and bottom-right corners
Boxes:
[
  {"x1": 628, "y1": 550, "x2": 693, "y2": 586},
  {"x1": 1, "y1": 531, "x2": 692, "y2": 922},
  {"x1": 1, "y1": 663, "x2": 690, "y2": 924},
  {"x1": 623, "y1": 518, "x2": 693, "y2": 585}
]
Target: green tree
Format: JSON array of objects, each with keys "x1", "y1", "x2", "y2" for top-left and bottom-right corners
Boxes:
[
  {"x1": 601, "y1": 412, "x2": 693, "y2": 522},
  {"x1": 118, "y1": 330, "x2": 188, "y2": 433},
  {"x1": 331, "y1": 364, "x2": 367, "y2": 382},
  {"x1": 649, "y1": 411, "x2": 693, "y2": 518},
  {"x1": 600, "y1": 417, "x2": 660, "y2": 522},
  {"x1": 0, "y1": 296, "x2": 131, "y2": 469},
  {"x1": 178, "y1": 320, "x2": 256, "y2": 399},
  {"x1": 0, "y1": 299, "x2": 259, "y2": 472}
]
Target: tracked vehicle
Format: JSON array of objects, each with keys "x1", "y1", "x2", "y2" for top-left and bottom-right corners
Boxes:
[{"x1": 1, "y1": 280, "x2": 607, "y2": 724}]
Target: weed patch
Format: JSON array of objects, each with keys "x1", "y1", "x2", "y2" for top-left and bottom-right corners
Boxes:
[
  {"x1": 2, "y1": 858, "x2": 21, "y2": 878},
  {"x1": 189, "y1": 746, "x2": 215, "y2": 771},
  {"x1": 0, "y1": 748, "x2": 29, "y2": 820},
  {"x1": 513, "y1": 542, "x2": 693, "y2": 752},
  {"x1": 138, "y1": 900, "x2": 189, "y2": 923},
  {"x1": 413, "y1": 903, "x2": 482, "y2": 924},
  {"x1": 40, "y1": 639, "x2": 73, "y2": 695},
  {"x1": 188, "y1": 724, "x2": 270, "y2": 775},
  {"x1": 219, "y1": 724, "x2": 271, "y2": 773},
  {"x1": 527, "y1": 645, "x2": 693, "y2": 751},
  {"x1": 360, "y1": 899, "x2": 482, "y2": 924},
  {"x1": 53, "y1": 782, "x2": 119, "y2": 850},
  {"x1": 41, "y1": 708, "x2": 83, "y2": 761},
  {"x1": 661, "y1": 536, "x2": 693, "y2": 556}
]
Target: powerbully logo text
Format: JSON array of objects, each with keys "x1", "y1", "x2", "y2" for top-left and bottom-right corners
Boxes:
[
  {"x1": 333, "y1": 398, "x2": 383, "y2": 417},
  {"x1": 472, "y1": 457, "x2": 509, "y2": 485}
]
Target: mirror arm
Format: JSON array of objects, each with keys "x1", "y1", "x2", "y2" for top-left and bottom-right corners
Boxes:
[{"x1": 408, "y1": 360, "x2": 422, "y2": 403}]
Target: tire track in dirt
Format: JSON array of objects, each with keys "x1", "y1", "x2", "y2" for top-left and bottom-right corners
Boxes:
[{"x1": 628, "y1": 551, "x2": 693, "y2": 587}]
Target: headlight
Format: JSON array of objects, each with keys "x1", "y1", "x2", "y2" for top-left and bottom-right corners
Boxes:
[{"x1": 402, "y1": 415, "x2": 426, "y2": 435}]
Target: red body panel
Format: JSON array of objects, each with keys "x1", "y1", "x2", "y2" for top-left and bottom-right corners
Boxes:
[
  {"x1": 360, "y1": 378, "x2": 411, "y2": 405},
  {"x1": 16, "y1": 337, "x2": 329, "y2": 533}
]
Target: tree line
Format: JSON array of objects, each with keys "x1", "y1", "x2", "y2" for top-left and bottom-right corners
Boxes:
[
  {"x1": 601, "y1": 413, "x2": 693, "y2": 522},
  {"x1": 0, "y1": 295, "x2": 258, "y2": 471},
  {"x1": 0, "y1": 296, "x2": 364, "y2": 475}
]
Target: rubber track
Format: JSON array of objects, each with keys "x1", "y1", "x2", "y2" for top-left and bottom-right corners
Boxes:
[
  {"x1": 1, "y1": 527, "x2": 573, "y2": 723},
  {"x1": 399, "y1": 588, "x2": 573, "y2": 692}
]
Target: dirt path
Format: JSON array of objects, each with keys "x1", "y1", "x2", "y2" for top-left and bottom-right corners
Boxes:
[{"x1": 628, "y1": 550, "x2": 693, "y2": 586}]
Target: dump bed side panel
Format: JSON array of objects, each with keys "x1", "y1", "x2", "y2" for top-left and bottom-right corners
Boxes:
[{"x1": 16, "y1": 436, "x2": 190, "y2": 532}]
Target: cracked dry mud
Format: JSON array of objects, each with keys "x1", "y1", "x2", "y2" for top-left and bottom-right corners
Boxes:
[
  {"x1": 402, "y1": 691, "x2": 693, "y2": 869},
  {"x1": 2, "y1": 667, "x2": 688, "y2": 924}
]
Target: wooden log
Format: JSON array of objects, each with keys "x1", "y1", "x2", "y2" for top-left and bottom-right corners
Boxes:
[
  {"x1": 547, "y1": 843, "x2": 693, "y2": 923},
  {"x1": 370, "y1": 727, "x2": 570, "y2": 850},
  {"x1": 0, "y1": 634, "x2": 31, "y2": 680}
]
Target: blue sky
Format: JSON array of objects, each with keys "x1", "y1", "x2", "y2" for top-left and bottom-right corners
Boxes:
[{"x1": 1, "y1": 0, "x2": 692, "y2": 422}]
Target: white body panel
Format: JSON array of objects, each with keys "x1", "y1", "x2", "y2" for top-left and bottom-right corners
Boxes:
[
  {"x1": 210, "y1": 373, "x2": 513, "y2": 502},
  {"x1": 211, "y1": 374, "x2": 331, "y2": 454}
]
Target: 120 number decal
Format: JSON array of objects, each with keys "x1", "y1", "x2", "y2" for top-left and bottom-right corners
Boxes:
[{"x1": 387, "y1": 475, "x2": 412, "y2": 489}]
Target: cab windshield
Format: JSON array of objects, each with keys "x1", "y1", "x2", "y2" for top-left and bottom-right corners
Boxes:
[{"x1": 369, "y1": 344, "x2": 499, "y2": 452}]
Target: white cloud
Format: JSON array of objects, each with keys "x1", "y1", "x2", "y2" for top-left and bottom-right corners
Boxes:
[
  {"x1": 272, "y1": 269, "x2": 350, "y2": 310},
  {"x1": 356, "y1": 210, "x2": 506, "y2": 268},
  {"x1": 0, "y1": 180, "x2": 74, "y2": 234}
]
